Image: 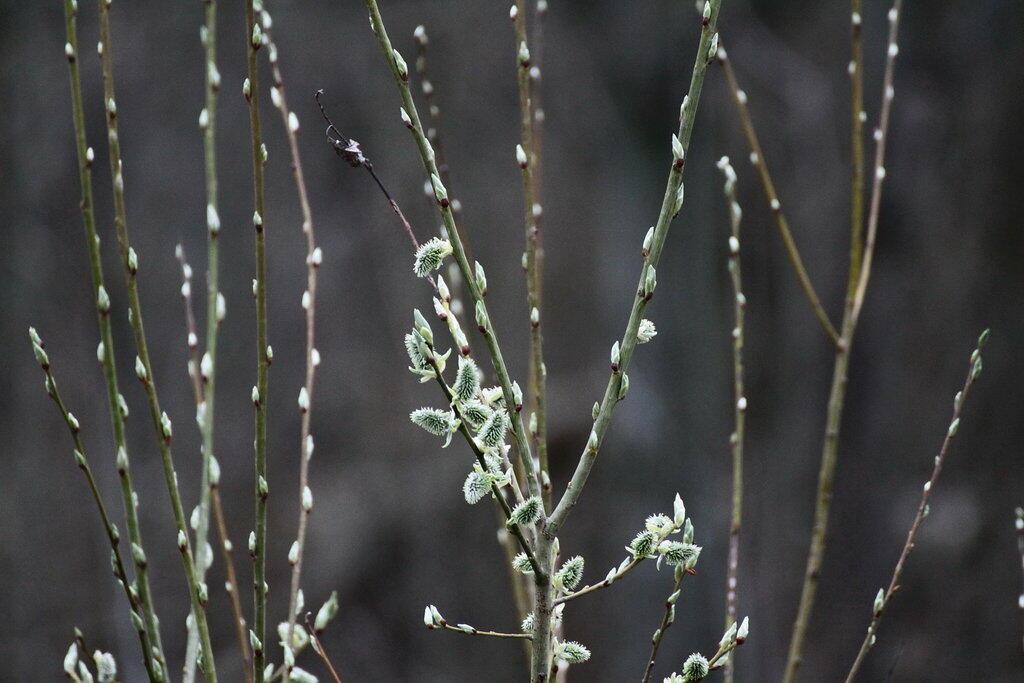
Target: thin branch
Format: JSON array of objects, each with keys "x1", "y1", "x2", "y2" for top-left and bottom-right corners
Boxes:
[
  {"x1": 426, "y1": 614, "x2": 533, "y2": 641},
  {"x1": 715, "y1": 44, "x2": 840, "y2": 347},
  {"x1": 184, "y1": 0, "x2": 223, "y2": 677},
  {"x1": 412, "y1": 26, "x2": 460, "y2": 217},
  {"x1": 213, "y1": 488, "x2": 253, "y2": 678},
  {"x1": 60, "y1": 2, "x2": 167, "y2": 678},
  {"x1": 1016, "y1": 507, "x2": 1024, "y2": 656},
  {"x1": 305, "y1": 614, "x2": 343, "y2": 683},
  {"x1": 546, "y1": 0, "x2": 724, "y2": 536},
  {"x1": 844, "y1": 329, "x2": 987, "y2": 681},
  {"x1": 785, "y1": 5, "x2": 903, "y2": 678},
  {"x1": 28, "y1": 333, "x2": 162, "y2": 682},
  {"x1": 716, "y1": 156, "x2": 745, "y2": 683},
  {"x1": 176, "y1": 246, "x2": 253, "y2": 683},
  {"x1": 848, "y1": 0, "x2": 866, "y2": 292},
  {"x1": 96, "y1": 0, "x2": 217, "y2": 677},
  {"x1": 362, "y1": 0, "x2": 543, "y2": 506},
  {"x1": 640, "y1": 569, "x2": 688, "y2": 683},
  {"x1": 258, "y1": 8, "x2": 324, "y2": 674},
  {"x1": 552, "y1": 522, "x2": 680, "y2": 607},
  {"x1": 511, "y1": 0, "x2": 551, "y2": 504},
  {"x1": 244, "y1": 2, "x2": 271, "y2": 681},
  {"x1": 850, "y1": 2, "x2": 902, "y2": 326}
]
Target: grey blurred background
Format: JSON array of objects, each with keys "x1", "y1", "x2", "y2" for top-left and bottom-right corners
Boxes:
[{"x1": 2, "y1": 0, "x2": 1022, "y2": 680}]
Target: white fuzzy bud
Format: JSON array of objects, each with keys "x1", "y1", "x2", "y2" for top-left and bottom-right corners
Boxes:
[{"x1": 207, "y1": 204, "x2": 220, "y2": 234}]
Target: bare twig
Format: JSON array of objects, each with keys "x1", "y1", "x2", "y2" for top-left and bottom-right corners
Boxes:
[
  {"x1": 716, "y1": 155, "x2": 745, "y2": 683},
  {"x1": 844, "y1": 329, "x2": 987, "y2": 681},
  {"x1": 784, "y1": 5, "x2": 903, "y2": 678},
  {"x1": 640, "y1": 568, "x2": 688, "y2": 683},
  {"x1": 257, "y1": 8, "x2": 325, "y2": 673},
  {"x1": 97, "y1": 0, "x2": 217, "y2": 676},
  {"x1": 305, "y1": 614, "x2": 344, "y2": 683},
  {"x1": 29, "y1": 332, "x2": 162, "y2": 682},
  {"x1": 244, "y1": 2, "x2": 271, "y2": 680},
  {"x1": 511, "y1": 0, "x2": 550, "y2": 504},
  {"x1": 716, "y1": 44, "x2": 840, "y2": 347},
  {"x1": 184, "y1": 0, "x2": 223, "y2": 677},
  {"x1": 60, "y1": 1, "x2": 167, "y2": 677},
  {"x1": 176, "y1": 246, "x2": 253, "y2": 683},
  {"x1": 1016, "y1": 507, "x2": 1024, "y2": 655}
]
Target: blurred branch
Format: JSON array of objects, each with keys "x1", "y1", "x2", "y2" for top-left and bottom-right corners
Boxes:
[
  {"x1": 640, "y1": 568, "x2": 688, "y2": 683},
  {"x1": 716, "y1": 155, "x2": 746, "y2": 683},
  {"x1": 184, "y1": 0, "x2": 223, "y2": 676},
  {"x1": 244, "y1": 1, "x2": 270, "y2": 681},
  {"x1": 715, "y1": 43, "x2": 840, "y2": 347},
  {"x1": 785, "y1": 3, "x2": 904, "y2": 678},
  {"x1": 305, "y1": 613, "x2": 343, "y2": 683},
  {"x1": 845, "y1": 329, "x2": 987, "y2": 681},
  {"x1": 511, "y1": 0, "x2": 550, "y2": 505},
  {"x1": 257, "y1": 6, "x2": 326, "y2": 676},
  {"x1": 176, "y1": 246, "x2": 253, "y2": 683}
]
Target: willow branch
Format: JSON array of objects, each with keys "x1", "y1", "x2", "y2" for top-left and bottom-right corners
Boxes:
[
  {"x1": 511, "y1": 0, "x2": 550, "y2": 504},
  {"x1": 850, "y1": 2, "x2": 901, "y2": 326},
  {"x1": 316, "y1": 92, "x2": 539, "y2": 582},
  {"x1": 244, "y1": 2, "x2": 271, "y2": 681},
  {"x1": 176, "y1": 246, "x2": 253, "y2": 683},
  {"x1": 845, "y1": 329, "x2": 986, "y2": 681},
  {"x1": 640, "y1": 569, "x2": 687, "y2": 683},
  {"x1": 715, "y1": 44, "x2": 840, "y2": 347},
  {"x1": 305, "y1": 614, "x2": 343, "y2": 683},
  {"x1": 184, "y1": 0, "x2": 223, "y2": 677},
  {"x1": 60, "y1": 2, "x2": 168, "y2": 678},
  {"x1": 784, "y1": 4, "x2": 903, "y2": 678},
  {"x1": 97, "y1": 0, "x2": 217, "y2": 677},
  {"x1": 257, "y1": 8, "x2": 324, "y2": 672},
  {"x1": 29, "y1": 333, "x2": 162, "y2": 682},
  {"x1": 426, "y1": 611, "x2": 533, "y2": 641},
  {"x1": 363, "y1": 0, "x2": 542, "y2": 504},
  {"x1": 546, "y1": 0, "x2": 724, "y2": 536},
  {"x1": 848, "y1": 1, "x2": 866, "y2": 292},
  {"x1": 717, "y1": 156, "x2": 745, "y2": 683},
  {"x1": 426, "y1": 353, "x2": 542, "y2": 575},
  {"x1": 1017, "y1": 507, "x2": 1024, "y2": 656}
]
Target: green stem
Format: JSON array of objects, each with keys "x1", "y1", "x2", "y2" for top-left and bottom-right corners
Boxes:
[
  {"x1": 244, "y1": 3, "x2": 270, "y2": 681},
  {"x1": 513, "y1": 0, "x2": 550, "y2": 505},
  {"x1": 96, "y1": 0, "x2": 217, "y2": 679},
  {"x1": 718, "y1": 157, "x2": 745, "y2": 683},
  {"x1": 716, "y1": 44, "x2": 840, "y2": 347},
  {"x1": 261, "y1": 12, "x2": 322, "y2": 670},
  {"x1": 61, "y1": 1, "x2": 167, "y2": 678},
  {"x1": 546, "y1": 0, "x2": 724, "y2": 536},
  {"x1": 844, "y1": 330, "x2": 985, "y2": 681},
  {"x1": 640, "y1": 569, "x2": 687, "y2": 683},
  {"x1": 32, "y1": 344, "x2": 162, "y2": 682},
  {"x1": 784, "y1": 4, "x2": 902, "y2": 678},
  {"x1": 848, "y1": 0, "x2": 865, "y2": 292},
  {"x1": 183, "y1": 1, "x2": 222, "y2": 679}
]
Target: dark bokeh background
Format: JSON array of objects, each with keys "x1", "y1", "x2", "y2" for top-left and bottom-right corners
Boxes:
[{"x1": 2, "y1": 1, "x2": 1022, "y2": 680}]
